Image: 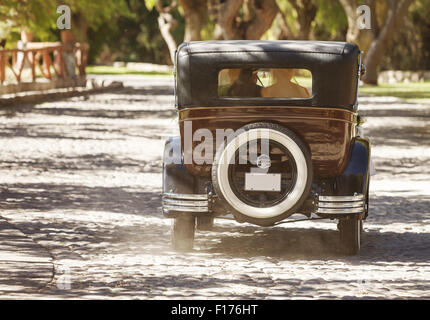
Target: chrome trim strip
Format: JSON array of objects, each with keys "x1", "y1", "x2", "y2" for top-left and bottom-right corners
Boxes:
[
  {"x1": 318, "y1": 207, "x2": 363, "y2": 214},
  {"x1": 319, "y1": 195, "x2": 364, "y2": 202},
  {"x1": 162, "y1": 192, "x2": 210, "y2": 213},
  {"x1": 163, "y1": 192, "x2": 208, "y2": 200},
  {"x1": 178, "y1": 105, "x2": 356, "y2": 114},
  {"x1": 174, "y1": 48, "x2": 178, "y2": 109},
  {"x1": 163, "y1": 198, "x2": 209, "y2": 207},
  {"x1": 178, "y1": 114, "x2": 355, "y2": 125},
  {"x1": 163, "y1": 205, "x2": 209, "y2": 213},
  {"x1": 318, "y1": 201, "x2": 363, "y2": 208},
  {"x1": 354, "y1": 50, "x2": 363, "y2": 111}
]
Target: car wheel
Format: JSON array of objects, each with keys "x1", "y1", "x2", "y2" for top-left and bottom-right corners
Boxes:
[
  {"x1": 196, "y1": 216, "x2": 214, "y2": 231},
  {"x1": 338, "y1": 218, "x2": 361, "y2": 255},
  {"x1": 212, "y1": 122, "x2": 312, "y2": 226},
  {"x1": 172, "y1": 215, "x2": 195, "y2": 251}
]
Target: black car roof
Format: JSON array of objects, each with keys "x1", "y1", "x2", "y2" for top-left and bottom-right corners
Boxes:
[
  {"x1": 178, "y1": 40, "x2": 351, "y2": 56},
  {"x1": 176, "y1": 40, "x2": 360, "y2": 110}
]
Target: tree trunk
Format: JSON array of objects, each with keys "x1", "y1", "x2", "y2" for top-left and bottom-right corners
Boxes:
[
  {"x1": 157, "y1": 13, "x2": 178, "y2": 64},
  {"x1": 275, "y1": 0, "x2": 318, "y2": 40},
  {"x1": 179, "y1": 0, "x2": 207, "y2": 42},
  {"x1": 362, "y1": 0, "x2": 414, "y2": 84},
  {"x1": 60, "y1": 30, "x2": 75, "y2": 44},
  {"x1": 245, "y1": 0, "x2": 279, "y2": 39},
  {"x1": 210, "y1": 0, "x2": 244, "y2": 40},
  {"x1": 155, "y1": 1, "x2": 178, "y2": 64},
  {"x1": 287, "y1": 0, "x2": 317, "y2": 40},
  {"x1": 340, "y1": 0, "x2": 414, "y2": 85},
  {"x1": 71, "y1": 13, "x2": 88, "y2": 43},
  {"x1": 276, "y1": 11, "x2": 295, "y2": 40},
  {"x1": 210, "y1": 0, "x2": 278, "y2": 40},
  {"x1": 339, "y1": 0, "x2": 373, "y2": 52}
]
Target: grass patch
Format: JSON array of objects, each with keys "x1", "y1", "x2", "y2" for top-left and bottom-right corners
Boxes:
[
  {"x1": 86, "y1": 65, "x2": 172, "y2": 76},
  {"x1": 359, "y1": 81, "x2": 430, "y2": 104}
]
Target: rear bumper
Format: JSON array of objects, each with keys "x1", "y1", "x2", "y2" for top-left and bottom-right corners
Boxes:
[
  {"x1": 162, "y1": 192, "x2": 365, "y2": 219},
  {"x1": 162, "y1": 192, "x2": 210, "y2": 217},
  {"x1": 316, "y1": 194, "x2": 365, "y2": 217}
]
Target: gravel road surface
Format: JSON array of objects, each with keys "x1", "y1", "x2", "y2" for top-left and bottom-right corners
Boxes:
[{"x1": 0, "y1": 75, "x2": 428, "y2": 299}]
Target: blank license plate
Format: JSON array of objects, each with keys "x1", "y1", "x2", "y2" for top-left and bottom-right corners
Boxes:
[{"x1": 245, "y1": 173, "x2": 281, "y2": 192}]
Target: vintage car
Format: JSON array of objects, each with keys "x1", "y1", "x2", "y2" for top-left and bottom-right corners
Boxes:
[{"x1": 162, "y1": 40, "x2": 370, "y2": 255}]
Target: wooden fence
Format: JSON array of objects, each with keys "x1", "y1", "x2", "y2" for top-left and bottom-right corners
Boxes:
[{"x1": 0, "y1": 42, "x2": 88, "y2": 87}]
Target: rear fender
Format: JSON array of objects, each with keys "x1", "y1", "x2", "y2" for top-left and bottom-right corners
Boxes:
[
  {"x1": 336, "y1": 137, "x2": 371, "y2": 195},
  {"x1": 335, "y1": 137, "x2": 371, "y2": 217},
  {"x1": 163, "y1": 137, "x2": 194, "y2": 195}
]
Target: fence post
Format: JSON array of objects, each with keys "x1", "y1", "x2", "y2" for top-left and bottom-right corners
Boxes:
[
  {"x1": 30, "y1": 50, "x2": 36, "y2": 82},
  {"x1": 0, "y1": 51, "x2": 4, "y2": 84}
]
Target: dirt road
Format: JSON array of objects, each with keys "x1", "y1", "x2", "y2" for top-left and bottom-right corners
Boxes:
[{"x1": 0, "y1": 75, "x2": 429, "y2": 299}]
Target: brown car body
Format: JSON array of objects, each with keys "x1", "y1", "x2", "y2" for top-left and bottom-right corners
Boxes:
[{"x1": 162, "y1": 40, "x2": 370, "y2": 254}]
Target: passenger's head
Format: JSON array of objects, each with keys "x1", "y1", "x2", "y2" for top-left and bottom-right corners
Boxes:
[{"x1": 272, "y1": 68, "x2": 295, "y2": 82}]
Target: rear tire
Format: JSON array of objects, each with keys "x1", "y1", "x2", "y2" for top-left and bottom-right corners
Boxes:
[
  {"x1": 172, "y1": 216, "x2": 195, "y2": 251},
  {"x1": 196, "y1": 216, "x2": 214, "y2": 231},
  {"x1": 338, "y1": 218, "x2": 361, "y2": 255}
]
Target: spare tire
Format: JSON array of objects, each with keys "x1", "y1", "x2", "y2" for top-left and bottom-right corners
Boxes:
[{"x1": 212, "y1": 122, "x2": 313, "y2": 226}]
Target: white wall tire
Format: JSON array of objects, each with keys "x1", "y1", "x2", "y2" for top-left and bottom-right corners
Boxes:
[{"x1": 212, "y1": 122, "x2": 313, "y2": 226}]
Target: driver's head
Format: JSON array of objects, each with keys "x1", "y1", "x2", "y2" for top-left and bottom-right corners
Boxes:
[{"x1": 238, "y1": 68, "x2": 255, "y2": 82}]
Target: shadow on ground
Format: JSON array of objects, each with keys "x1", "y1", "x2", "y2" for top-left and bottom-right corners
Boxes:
[
  {"x1": 0, "y1": 87, "x2": 176, "y2": 120},
  {"x1": 0, "y1": 183, "x2": 162, "y2": 216}
]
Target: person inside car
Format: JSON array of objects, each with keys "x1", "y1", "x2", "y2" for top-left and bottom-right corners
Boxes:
[
  {"x1": 261, "y1": 68, "x2": 310, "y2": 98},
  {"x1": 226, "y1": 68, "x2": 262, "y2": 97}
]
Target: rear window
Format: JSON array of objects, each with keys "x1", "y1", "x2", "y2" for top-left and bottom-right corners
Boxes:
[{"x1": 218, "y1": 68, "x2": 312, "y2": 98}]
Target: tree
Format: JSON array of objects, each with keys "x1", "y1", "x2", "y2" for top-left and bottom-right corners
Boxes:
[
  {"x1": 272, "y1": 0, "x2": 348, "y2": 41},
  {"x1": 154, "y1": 0, "x2": 179, "y2": 63},
  {"x1": 209, "y1": 0, "x2": 278, "y2": 40},
  {"x1": 62, "y1": 0, "x2": 130, "y2": 43},
  {"x1": 276, "y1": 0, "x2": 318, "y2": 40},
  {"x1": 312, "y1": 0, "x2": 348, "y2": 41},
  {"x1": 0, "y1": 0, "x2": 130, "y2": 43},
  {"x1": 180, "y1": 0, "x2": 207, "y2": 42},
  {"x1": 156, "y1": 0, "x2": 279, "y2": 63},
  {"x1": 339, "y1": 0, "x2": 415, "y2": 84},
  {"x1": 338, "y1": 0, "x2": 373, "y2": 51},
  {"x1": 0, "y1": 0, "x2": 58, "y2": 42}
]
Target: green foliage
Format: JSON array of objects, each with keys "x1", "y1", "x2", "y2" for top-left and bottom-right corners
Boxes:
[
  {"x1": 268, "y1": 0, "x2": 347, "y2": 41},
  {"x1": 144, "y1": 0, "x2": 157, "y2": 11},
  {"x1": 63, "y1": 0, "x2": 131, "y2": 28},
  {"x1": 1, "y1": 0, "x2": 429, "y2": 69},
  {"x1": 277, "y1": 1, "x2": 299, "y2": 36},
  {"x1": 201, "y1": 21, "x2": 215, "y2": 41},
  {"x1": 0, "y1": 0, "x2": 57, "y2": 41},
  {"x1": 86, "y1": 65, "x2": 172, "y2": 76},
  {"x1": 380, "y1": 0, "x2": 430, "y2": 71},
  {"x1": 0, "y1": 0, "x2": 131, "y2": 40},
  {"x1": 313, "y1": 0, "x2": 347, "y2": 41},
  {"x1": 87, "y1": 0, "x2": 173, "y2": 64}
]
